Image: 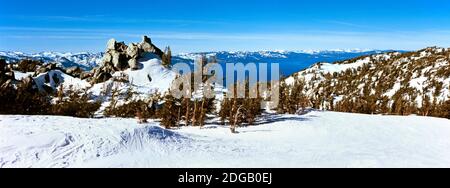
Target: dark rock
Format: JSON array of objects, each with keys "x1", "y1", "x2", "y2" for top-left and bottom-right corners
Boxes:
[
  {"x1": 36, "y1": 67, "x2": 48, "y2": 74},
  {"x1": 107, "y1": 39, "x2": 117, "y2": 51},
  {"x1": 128, "y1": 58, "x2": 140, "y2": 70},
  {"x1": 44, "y1": 74, "x2": 50, "y2": 83},
  {"x1": 46, "y1": 63, "x2": 57, "y2": 70},
  {"x1": 112, "y1": 52, "x2": 129, "y2": 71},
  {"x1": 127, "y1": 43, "x2": 139, "y2": 58},
  {"x1": 52, "y1": 73, "x2": 60, "y2": 85},
  {"x1": 17, "y1": 59, "x2": 43, "y2": 72},
  {"x1": 42, "y1": 84, "x2": 54, "y2": 93},
  {"x1": 116, "y1": 42, "x2": 128, "y2": 52},
  {"x1": 142, "y1": 35, "x2": 151, "y2": 44},
  {"x1": 0, "y1": 59, "x2": 6, "y2": 70},
  {"x1": 139, "y1": 36, "x2": 164, "y2": 58},
  {"x1": 66, "y1": 66, "x2": 82, "y2": 77},
  {"x1": 95, "y1": 72, "x2": 112, "y2": 84},
  {"x1": 80, "y1": 72, "x2": 93, "y2": 80}
]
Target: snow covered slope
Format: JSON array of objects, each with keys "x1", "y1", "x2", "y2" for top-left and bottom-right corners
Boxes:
[
  {"x1": 285, "y1": 47, "x2": 450, "y2": 112},
  {"x1": 1, "y1": 111, "x2": 449, "y2": 168},
  {"x1": 88, "y1": 57, "x2": 177, "y2": 99}
]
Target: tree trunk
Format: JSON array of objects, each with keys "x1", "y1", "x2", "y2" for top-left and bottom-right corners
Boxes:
[
  {"x1": 199, "y1": 98, "x2": 206, "y2": 128},
  {"x1": 185, "y1": 98, "x2": 190, "y2": 126},
  {"x1": 192, "y1": 100, "x2": 198, "y2": 126},
  {"x1": 231, "y1": 105, "x2": 243, "y2": 133},
  {"x1": 177, "y1": 107, "x2": 181, "y2": 127}
]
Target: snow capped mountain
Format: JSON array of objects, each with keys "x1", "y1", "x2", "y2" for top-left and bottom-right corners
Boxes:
[
  {"x1": 1, "y1": 50, "x2": 389, "y2": 76},
  {"x1": 0, "y1": 51, "x2": 104, "y2": 70}
]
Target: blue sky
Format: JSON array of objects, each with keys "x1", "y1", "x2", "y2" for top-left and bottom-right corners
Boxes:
[{"x1": 1, "y1": 0, "x2": 450, "y2": 53}]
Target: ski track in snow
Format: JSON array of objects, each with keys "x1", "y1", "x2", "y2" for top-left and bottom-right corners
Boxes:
[{"x1": 1, "y1": 111, "x2": 450, "y2": 168}]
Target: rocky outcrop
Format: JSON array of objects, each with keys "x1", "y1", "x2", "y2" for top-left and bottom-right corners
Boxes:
[
  {"x1": 89, "y1": 35, "x2": 164, "y2": 84},
  {"x1": 36, "y1": 63, "x2": 60, "y2": 74},
  {"x1": 0, "y1": 59, "x2": 16, "y2": 89},
  {"x1": 17, "y1": 59, "x2": 43, "y2": 72},
  {"x1": 139, "y1": 36, "x2": 164, "y2": 58},
  {"x1": 2, "y1": 36, "x2": 166, "y2": 86},
  {"x1": 66, "y1": 66, "x2": 83, "y2": 78},
  {"x1": 102, "y1": 36, "x2": 163, "y2": 71}
]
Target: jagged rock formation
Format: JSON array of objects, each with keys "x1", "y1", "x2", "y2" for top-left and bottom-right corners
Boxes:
[
  {"x1": 104, "y1": 36, "x2": 163, "y2": 71},
  {"x1": 0, "y1": 35, "x2": 172, "y2": 97},
  {"x1": 89, "y1": 35, "x2": 165, "y2": 84}
]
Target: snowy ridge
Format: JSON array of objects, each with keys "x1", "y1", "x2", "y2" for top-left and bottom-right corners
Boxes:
[
  {"x1": 285, "y1": 47, "x2": 450, "y2": 109},
  {"x1": 176, "y1": 49, "x2": 382, "y2": 60},
  {"x1": 0, "y1": 51, "x2": 104, "y2": 70}
]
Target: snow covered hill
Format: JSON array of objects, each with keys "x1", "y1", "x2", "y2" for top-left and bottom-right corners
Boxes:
[
  {"x1": 1, "y1": 111, "x2": 449, "y2": 168},
  {"x1": 1, "y1": 50, "x2": 388, "y2": 76}
]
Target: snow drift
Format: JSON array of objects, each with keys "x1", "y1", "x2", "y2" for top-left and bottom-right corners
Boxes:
[{"x1": 1, "y1": 111, "x2": 449, "y2": 168}]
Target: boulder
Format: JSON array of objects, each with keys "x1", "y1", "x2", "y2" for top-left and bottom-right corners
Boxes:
[
  {"x1": 127, "y1": 43, "x2": 139, "y2": 58},
  {"x1": 128, "y1": 58, "x2": 139, "y2": 70},
  {"x1": 45, "y1": 63, "x2": 58, "y2": 70},
  {"x1": 52, "y1": 73, "x2": 60, "y2": 85},
  {"x1": 139, "y1": 40, "x2": 154, "y2": 53},
  {"x1": 42, "y1": 84, "x2": 54, "y2": 93},
  {"x1": 17, "y1": 59, "x2": 42, "y2": 72},
  {"x1": 139, "y1": 36, "x2": 164, "y2": 58},
  {"x1": 44, "y1": 74, "x2": 50, "y2": 83},
  {"x1": 142, "y1": 35, "x2": 152, "y2": 44},
  {"x1": 101, "y1": 62, "x2": 116, "y2": 74},
  {"x1": 107, "y1": 39, "x2": 117, "y2": 51},
  {"x1": 36, "y1": 67, "x2": 48, "y2": 74},
  {"x1": 95, "y1": 72, "x2": 112, "y2": 84},
  {"x1": 111, "y1": 52, "x2": 129, "y2": 70},
  {"x1": 116, "y1": 42, "x2": 127, "y2": 52},
  {"x1": 92, "y1": 35, "x2": 165, "y2": 84},
  {"x1": 103, "y1": 52, "x2": 113, "y2": 63},
  {"x1": 66, "y1": 66, "x2": 82, "y2": 77},
  {"x1": 111, "y1": 52, "x2": 121, "y2": 69}
]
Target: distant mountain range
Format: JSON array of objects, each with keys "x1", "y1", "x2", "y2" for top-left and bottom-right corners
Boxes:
[{"x1": 1, "y1": 50, "x2": 395, "y2": 76}]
